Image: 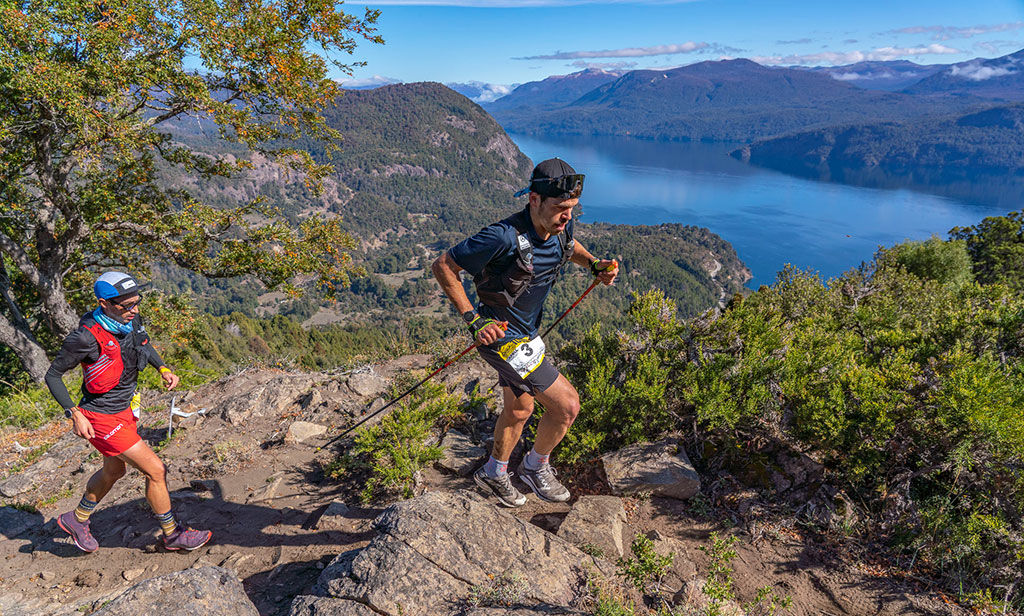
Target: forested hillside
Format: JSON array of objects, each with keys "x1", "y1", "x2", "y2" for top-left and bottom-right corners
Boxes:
[
  {"x1": 733, "y1": 103, "x2": 1024, "y2": 175},
  {"x1": 490, "y1": 59, "x2": 979, "y2": 142},
  {"x1": 145, "y1": 83, "x2": 751, "y2": 378}
]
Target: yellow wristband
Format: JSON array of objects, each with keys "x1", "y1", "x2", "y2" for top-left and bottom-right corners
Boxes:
[{"x1": 159, "y1": 366, "x2": 171, "y2": 375}]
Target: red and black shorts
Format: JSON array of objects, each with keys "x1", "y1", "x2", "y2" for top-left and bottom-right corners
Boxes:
[{"x1": 81, "y1": 407, "x2": 141, "y2": 457}]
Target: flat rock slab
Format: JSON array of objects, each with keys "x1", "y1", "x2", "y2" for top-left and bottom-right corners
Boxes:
[
  {"x1": 601, "y1": 435, "x2": 700, "y2": 500},
  {"x1": 289, "y1": 595, "x2": 379, "y2": 615},
  {"x1": 295, "y1": 490, "x2": 614, "y2": 616},
  {"x1": 94, "y1": 566, "x2": 258, "y2": 616},
  {"x1": 285, "y1": 421, "x2": 327, "y2": 444},
  {"x1": 316, "y1": 501, "x2": 352, "y2": 530},
  {"x1": 0, "y1": 505, "x2": 42, "y2": 538},
  {"x1": 556, "y1": 495, "x2": 628, "y2": 558},
  {"x1": 347, "y1": 371, "x2": 389, "y2": 398},
  {"x1": 437, "y1": 430, "x2": 487, "y2": 476}
]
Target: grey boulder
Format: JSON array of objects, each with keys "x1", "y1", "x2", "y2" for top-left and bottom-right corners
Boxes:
[
  {"x1": 291, "y1": 490, "x2": 613, "y2": 616},
  {"x1": 93, "y1": 566, "x2": 258, "y2": 616},
  {"x1": 601, "y1": 435, "x2": 700, "y2": 500},
  {"x1": 556, "y1": 495, "x2": 628, "y2": 558}
]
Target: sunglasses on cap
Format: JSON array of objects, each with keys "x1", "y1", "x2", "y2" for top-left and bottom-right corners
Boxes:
[{"x1": 514, "y1": 173, "x2": 585, "y2": 199}]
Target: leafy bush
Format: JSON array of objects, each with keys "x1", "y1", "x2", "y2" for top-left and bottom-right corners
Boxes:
[
  {"x1": 561, "y1": 232, "x2": 1024, "y2": 603},
  {"x1": 617, "y1": 534, "x2": 674, "y2": 597},
  {"x1": 335, "y1": 378, "x2": 461, "y2": 503}
]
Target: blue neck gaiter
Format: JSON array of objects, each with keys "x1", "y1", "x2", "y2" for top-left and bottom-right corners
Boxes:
[{"x1": 93, "y1": 307, "x2": 133, "y2": 335}]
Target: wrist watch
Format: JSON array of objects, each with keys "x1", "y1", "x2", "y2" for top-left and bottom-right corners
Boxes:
[
  {"x1": 64, "y1": 407, "x2": 79, "y2": 418},
  {"x1": 462, "y1": 310, "x2": 478, "y2": 324}
]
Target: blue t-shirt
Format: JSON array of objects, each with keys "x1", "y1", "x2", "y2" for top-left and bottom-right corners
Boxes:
[{"x1": 449, "y1": 208, "x2": 573, "y2": 342}]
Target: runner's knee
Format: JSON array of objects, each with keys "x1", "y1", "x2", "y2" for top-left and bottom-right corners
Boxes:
[
  {"x1": 144, "y1": 462, "x2": 167, "y2": 484},
  {"x1": 104, "y1": 464, "x2": 127, "y2": 481},
  {"x1": 555, "y1": 394, "x2": 580, "y2": 424}
]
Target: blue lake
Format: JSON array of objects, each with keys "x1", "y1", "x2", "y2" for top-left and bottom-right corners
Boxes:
[{"x1": 509, "y1": 133, "x2": 1017, "y2": 288}]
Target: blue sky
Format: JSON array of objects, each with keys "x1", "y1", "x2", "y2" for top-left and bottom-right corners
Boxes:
[{"x1": 336, "y1": 0, "x2": 1024, "y2": 86}]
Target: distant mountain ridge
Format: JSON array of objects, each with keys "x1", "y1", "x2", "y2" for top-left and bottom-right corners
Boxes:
[
  {"x1": 490, "y1": 59, "x2": 978, "y2": 142},
  {"x1": 485, "y1": 68, "x2": 622, "y2": 113},
  {"x1": 801, "y1": 60, "x2": 946, "y2": 91},
  {"x1": 903, "y1": 49, "x2": 1024, "y2": 100}
]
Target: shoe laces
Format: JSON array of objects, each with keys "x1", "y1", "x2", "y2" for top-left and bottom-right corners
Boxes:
[{"x1": 532, "y1": 464, "x2": 558, "y2": 488}]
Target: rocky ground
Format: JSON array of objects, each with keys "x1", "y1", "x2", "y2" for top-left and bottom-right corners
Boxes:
[{"x1": 0, "y1": 354, "x2": 974, "y2": 615}]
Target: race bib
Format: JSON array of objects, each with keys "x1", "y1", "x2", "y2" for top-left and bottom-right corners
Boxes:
[
  {"x1": 130, "y1": 392, "x2": 142, "y2": 419},
  {"x1": 497, "y1": 336, "x2": 546, "y2": 378}
]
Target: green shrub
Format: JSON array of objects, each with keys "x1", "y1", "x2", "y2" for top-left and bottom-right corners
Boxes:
[
  {"x1": 885, "y1": 236, "x2": 973, "y2": 289},
  {"x1": 560, "y1": 235, "x2": 1024, "y2": 603},
  {"x1": 341, "y1": 378, "x2": 461, "y2": 502},
  {"x1": 617, "y1": 533, "x2": 673, "y2": 597}
]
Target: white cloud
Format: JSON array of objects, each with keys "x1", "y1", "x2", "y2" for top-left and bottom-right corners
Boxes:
[
  {"x1": 950, "y1": 63, "x2": 1016, "y2": 81},
  {"x1": 339, "y1": 75, "x2": 402, "y2": 89},
  {"x1": 569, "y1": 60, "x2": 638, "y2": 70},
  {"x1": 518, "y1": 42, "x2": 707, "y2": 60},
  {"x1": 894, "y1": 22, "x2": 1024, "y2": 41},
  {"x1": 753, "y1": 44, "x2": 961, "y2": 66}
]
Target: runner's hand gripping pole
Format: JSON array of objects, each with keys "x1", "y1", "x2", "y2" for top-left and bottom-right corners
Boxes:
[
  {"x1": 319, "y1": 321, "x2": 508, "y2": 450},
  {"x1": 541, "y1": 259, "x2": 617, "y2": 339}
]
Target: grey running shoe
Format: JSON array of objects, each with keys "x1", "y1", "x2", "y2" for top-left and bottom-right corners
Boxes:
[
  {"x1": 473, "y1": 466, "x2": 527, "y2": 507},
  {"x1": 516, "y1": 460, "x2": 570, "y2": 503},
  {"x1": 57, "y1": 511, "x2": 99, "y2": 553},
  {"x1": 162, "y1": 527, "x2": 212, "y2": 551}
]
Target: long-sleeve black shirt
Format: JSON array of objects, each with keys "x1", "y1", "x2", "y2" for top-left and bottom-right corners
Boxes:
[{"x1": 45, "y1": 312, "x2": 165, "y2": 414}]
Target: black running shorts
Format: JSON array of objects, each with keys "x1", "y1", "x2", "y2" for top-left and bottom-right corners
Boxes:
[{"x1": 475, "y1": 342, "x2": 560, "y2": 397}]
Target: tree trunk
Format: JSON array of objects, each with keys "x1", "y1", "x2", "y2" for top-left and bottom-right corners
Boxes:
[{"x1": 0, "y1": 312, "x2": 51, "y2": 382}]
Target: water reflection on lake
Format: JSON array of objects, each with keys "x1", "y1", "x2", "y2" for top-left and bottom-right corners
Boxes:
[{"x1": 509, "y1": 133, "x2": 1016, "y2": 288}]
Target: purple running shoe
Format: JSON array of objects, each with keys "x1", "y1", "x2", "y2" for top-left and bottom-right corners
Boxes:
[
  {"x1": 162, "y1": 527, "x2": 212, "y2": 551},
  {"x1": 57, "y1": 511, "x2": 99, "y2": 553}
]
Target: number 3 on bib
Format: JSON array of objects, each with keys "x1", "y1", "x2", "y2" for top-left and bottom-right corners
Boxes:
[{"x1": 497, "y1": 336, "x2": 546, "y2": 378}]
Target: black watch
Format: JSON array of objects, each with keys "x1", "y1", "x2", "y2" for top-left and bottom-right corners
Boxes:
[
  {"x1": 64, "y1": 407, "x2": 78, "y2": 418},
  {"x1": 462, "y1": 310, "x2": 478, "y2": 324}
]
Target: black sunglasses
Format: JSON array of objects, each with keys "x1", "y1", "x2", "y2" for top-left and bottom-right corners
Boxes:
[
  {"x1": 112, "y1": 297, "x2": 143, "y2": 311},
  {"x1": 531, "y1": 173, "x2": 585, "y2": 199}
]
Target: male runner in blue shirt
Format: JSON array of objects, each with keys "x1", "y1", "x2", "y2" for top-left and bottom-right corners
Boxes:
[{"x1": 432, "y1": 158, "x2": 618, "y2": 506}]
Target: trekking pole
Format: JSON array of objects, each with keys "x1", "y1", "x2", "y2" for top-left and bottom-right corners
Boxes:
[
  {"x1": 319, "y1": 322, "x2": 508, "y2": 450},
  {"x1": 541, "y1": 259, "x2": 617, "y2": 339}
]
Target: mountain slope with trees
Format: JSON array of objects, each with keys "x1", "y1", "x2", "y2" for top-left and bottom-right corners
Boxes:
[
  {"x1": 0, "y1": 0, "x2": 383, "y2": 382},
  {"x1": 490, "y1": 59, "x2": 979, "y2": 142},
  {"x1": 732, "y1": 103, "x2": 1024, "y2": 175}
]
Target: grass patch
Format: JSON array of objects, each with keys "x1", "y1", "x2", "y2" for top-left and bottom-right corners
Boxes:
[{"x1": 35, "y1": 487, "x2": 73, "y2": 509}]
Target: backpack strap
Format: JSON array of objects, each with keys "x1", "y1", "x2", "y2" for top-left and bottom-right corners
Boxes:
[{"x1": 508, "y1": 210, "x2": 535, "y2": 270}]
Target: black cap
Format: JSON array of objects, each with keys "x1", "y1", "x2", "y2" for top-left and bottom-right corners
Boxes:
[{"x1": 514, "y1": 158, "x2": 585, "y2": 199}]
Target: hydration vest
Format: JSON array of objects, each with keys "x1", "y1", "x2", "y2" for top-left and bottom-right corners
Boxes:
[
  {"x1": 79, "y1": 319, "x2": 150, "y2": 395},
  {"x1": 81, "y1": 323, "x2": 125, "y2": 394},
  {"x1": 473, "y1": 210, "x2": 575, "y2": 308}
]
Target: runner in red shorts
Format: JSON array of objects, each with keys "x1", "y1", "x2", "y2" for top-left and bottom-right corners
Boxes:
[{"x1": 44, "y1": 272, "x2": 212, "y2": 553}]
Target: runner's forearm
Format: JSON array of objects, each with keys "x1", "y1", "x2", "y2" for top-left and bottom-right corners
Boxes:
[
  {"x1": 431, "y1": 252, "x2": 476, "y2": 315},
  {"x1": 45, "y1": 366, "x2": 76, "y2": 410},
  {"x1": 147, "y1": 345, "x2": 166, "y2": 370},
  {"x1": 569, "y1": 241, "x2": 597, "y2": 268}
]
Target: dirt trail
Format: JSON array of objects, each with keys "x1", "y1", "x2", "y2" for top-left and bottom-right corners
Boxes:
[{"x1": 0, "y1": 356, "x2": 970, "y2": 616}]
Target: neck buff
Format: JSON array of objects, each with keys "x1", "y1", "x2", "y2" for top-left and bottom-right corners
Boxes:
[{"x1": 93, "y1": 307, "x2": 133, "y2": 335}]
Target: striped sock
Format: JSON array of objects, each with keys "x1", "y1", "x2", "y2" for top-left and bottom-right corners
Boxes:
[
  {"x1": 155, "y1": 510, "x2": 178, "y2": 536},
  {"x1": 74, "y1": 497, "x2": 98, "y2": 523}
]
